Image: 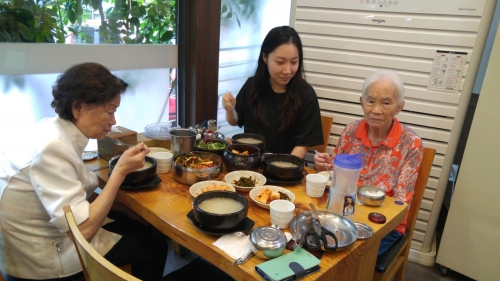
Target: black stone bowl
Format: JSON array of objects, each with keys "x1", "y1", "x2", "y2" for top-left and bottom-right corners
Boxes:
[
  {"x1": 223, "y1": 144, "x2": 261, "y2": 172},
  {"x1": 262, "y1": 153, "x2": 304, "y2": 180},
  {"x1": 194, "y1": 139, "x2": 230, "y2": 158},
  {"x1": 192, "y1": 191, "x2": 249, "y2": 230},
  {"x1": 231, "y1": 133, "x2": 266, "y2": 153},
  {"x1": 109, "y1": 155, "x2": 157, "y2": 186}
]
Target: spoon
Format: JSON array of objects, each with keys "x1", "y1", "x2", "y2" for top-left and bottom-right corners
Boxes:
[
  {"x1": 111, "y1": 139, "x2": 134, "y2": 147},
  {"x1": 314, "y1": 150, "x2": 334, "y2": 183}
]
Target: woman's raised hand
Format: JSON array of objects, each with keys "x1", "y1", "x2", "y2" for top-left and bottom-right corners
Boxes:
[
  {"x1": 314, "y1": 152, "x2": 333, "y2": 171},
  {"x1": 222, "y1": 92, "x2": 236, "y2": 110},
  {"x1": 114, "y1": 143, "x2": 150, "y2": 177}
]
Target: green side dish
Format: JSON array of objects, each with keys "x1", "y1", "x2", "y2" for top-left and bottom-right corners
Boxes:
[{"x1": 196, "y1": 141, "x2": 226, "y2": 150}]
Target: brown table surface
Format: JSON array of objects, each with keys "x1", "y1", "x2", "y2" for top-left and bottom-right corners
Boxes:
[{"x1": 86, "y1": 158, "x2": 407, "y2": 281}]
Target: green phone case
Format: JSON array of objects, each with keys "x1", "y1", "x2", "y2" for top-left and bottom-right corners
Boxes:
[{"x1": 255, "y1": 248, "x2": 321, "y2": 281}]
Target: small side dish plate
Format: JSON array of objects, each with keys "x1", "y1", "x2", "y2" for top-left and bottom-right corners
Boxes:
[
  {"x1": 354, "y1": 222, "x2": 374, "y2": 239},
  {"x1": 317, "y1": 171, "x2": 332, "y2": 188},
  {"x1": 249, "y1": 185, "x2": 295, "y2": 209},
  {"x1": 224, "y1": 170, "x2": 267, "y2": 192},
  {"x1": 189, "y1": 180, "x2": 235, "y2": 197},
  {"x1": 82, "y1": 151, "x2": 98, "y2": 161}
]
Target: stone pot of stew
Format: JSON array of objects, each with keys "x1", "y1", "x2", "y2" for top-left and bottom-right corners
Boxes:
[{"x1": 262, "y1": 153, "x2": 304, "y2": 180}]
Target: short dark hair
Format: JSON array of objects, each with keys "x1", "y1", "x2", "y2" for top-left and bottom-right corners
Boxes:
[
  {"x1": 250, "y1": 26, "x2": 306, "y2": 131},
  {"x1": 51, "y1": 63, "x2": 129, "y2": 121}
]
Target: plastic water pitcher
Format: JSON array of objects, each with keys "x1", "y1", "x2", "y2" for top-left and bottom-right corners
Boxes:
[{"x1": 326, "y1": 154, "x2": 362, "y2": 219}]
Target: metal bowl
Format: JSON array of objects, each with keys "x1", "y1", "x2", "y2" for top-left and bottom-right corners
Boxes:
[
  {"x1": 172, "y1": 151, "x2": 222, "y2": 185},
  {"x1": 357, "y1": 185, "x2": 386, "y2": 206},
  {"x1": 290, "y1": 210, "x2": 358, "y2": 250},
  {"x1": 192, "y1": 191, "x2": 249, "y2": 230},
  {"x1": 109, "y1": 155, "x2": 157, "y2": 186},
  {"x1": 250, "y1": 225, "x2": 287, "y2": 259}
]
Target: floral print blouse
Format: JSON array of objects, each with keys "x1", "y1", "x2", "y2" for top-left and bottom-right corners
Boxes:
[{"x1": 334, "y1": 118, "x2": 423, "y2": 235}]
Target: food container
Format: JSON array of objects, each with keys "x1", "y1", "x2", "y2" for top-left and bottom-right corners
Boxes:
[
  {"x1": 109, "y1": 155, "x2": 157, "y2": 186},
  {"x1": 170, "y1": 128, "x2": 197, "y2": 158},
  {"x1": 172, "y1": 151, "x2": 222, "y2": 185},
  {"x1": 250, "y1": 225, "x2": 287, "y2": 259},
  {"x1": 192, "y1": 191, "x2": 249, "y2": 230},
  {"x1": 357, "y1": 185, "x2": 386, "y2": 206},
  {"x1": 290, "y1": 210, "x2": 357, "y2": 250},
  {"x1": 262, "y1": 153, "x2": 304, "y2": 180},
  {"x1": 231, "y1": 133, "x2": 266, "y2": 153},
  {"x1": 194, "y1": 139, "x2": 229, "y2": 158},
  {"x1": 223, "y1": 144, "x2": 261, "y2": 172}
]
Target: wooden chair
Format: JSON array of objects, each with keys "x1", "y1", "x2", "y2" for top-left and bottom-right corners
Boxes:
[
  {"x1": 309, "y1": 115, "x2": 333, "y2": 153},
  {"x1": 373, "y1": 147, "x2": 436, "y2": 281},
  {"x1": 63, "y1": 205, "x2": 140, "y2": 281}
]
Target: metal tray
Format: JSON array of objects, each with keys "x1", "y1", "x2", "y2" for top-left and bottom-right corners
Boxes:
[{"x1": 290, "y1": 210, "x2": 358, "y2": 250}]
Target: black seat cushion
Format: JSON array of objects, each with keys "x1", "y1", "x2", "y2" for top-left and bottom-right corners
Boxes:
[
  {"x1": 162, "y1": 257, "x2": 235, "y2": 281},
  {"x1": 375, "y1": 229, "x2": 410, "y2": 272}
]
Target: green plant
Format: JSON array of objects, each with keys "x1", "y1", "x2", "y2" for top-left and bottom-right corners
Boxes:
[
  {"x1": 0, "y1": 0, "x2": 176, "y2": 44},
  {"x1": 220, "y1": 0, "x2": 258, "y2": 29}
]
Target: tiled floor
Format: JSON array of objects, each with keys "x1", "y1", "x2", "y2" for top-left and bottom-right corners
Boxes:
[{"x1": 163, "y1": 238, "x2": 475, "y2": 280}]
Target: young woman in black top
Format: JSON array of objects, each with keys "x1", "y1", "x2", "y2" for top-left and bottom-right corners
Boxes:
[{"x1": 222, "y1": 26, "x2": 323, "y2": 158}]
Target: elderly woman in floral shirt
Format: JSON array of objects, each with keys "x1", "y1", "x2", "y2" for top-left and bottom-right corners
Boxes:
[{"x1": 314, "y1": 69, "x2": 423, "y2": 255}]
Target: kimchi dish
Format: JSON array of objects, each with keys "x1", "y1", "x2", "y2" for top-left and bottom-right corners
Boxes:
[{"x1": 174, "y1": 153, "x2": 218, "y2": 169}]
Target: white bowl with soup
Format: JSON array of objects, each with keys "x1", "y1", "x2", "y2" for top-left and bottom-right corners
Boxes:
[{"x1": 192, "y1": 191, "x2": 249, "y2": 230}]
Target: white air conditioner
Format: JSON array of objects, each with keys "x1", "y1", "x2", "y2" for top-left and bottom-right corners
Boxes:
[{"x1": 292, "y1": 0, "x2": 496, "y2": 266}]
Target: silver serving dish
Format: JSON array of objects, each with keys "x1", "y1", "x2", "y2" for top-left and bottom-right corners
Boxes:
[
  {"x1": 290, "y1": 210, "x2": 358, "y2": 250},
  {"x1": 172, "y1": 151, "x2": 222, "y2": 185}
]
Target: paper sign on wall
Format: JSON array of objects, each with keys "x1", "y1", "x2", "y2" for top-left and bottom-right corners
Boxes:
[{"x1": 428, "y1": 50, "x2": 467, "y2": 93}]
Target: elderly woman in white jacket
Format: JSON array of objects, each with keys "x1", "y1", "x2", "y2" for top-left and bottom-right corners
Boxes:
[{"x1": 0, "y1": 63, "x2": 167, "y2": 281}]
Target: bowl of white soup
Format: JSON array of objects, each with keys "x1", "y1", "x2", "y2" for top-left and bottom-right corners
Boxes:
[
  {"x1": 109, "y1": 155, "x2": 157, "y2": 186},
  {"x1": 192, "y1": 191, "x2": 249, "y2": 230}
]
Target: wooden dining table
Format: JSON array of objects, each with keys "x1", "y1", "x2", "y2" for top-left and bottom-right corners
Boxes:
[{"x1": 86, "y1": 158, "x2": 407, "y2": 281}]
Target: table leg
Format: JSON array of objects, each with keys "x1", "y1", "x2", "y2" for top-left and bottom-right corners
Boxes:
[
  {"x1": 357, "y1": 239, "x2": 380, "y2": 281},
  {"x1": 172, "y1": 240, "x2": 189, "y2": 256}
]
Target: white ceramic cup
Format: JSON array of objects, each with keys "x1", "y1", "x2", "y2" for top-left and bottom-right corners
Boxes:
[
  {"x1": 270, "y1": 200, "x2": 295, "y2": 229},
  {"x1": 306, "y1": 174, "x2": 328, "y2": 198},
  {"x1": 152, "y1": 152, "x2": 173, "y2": 174}
]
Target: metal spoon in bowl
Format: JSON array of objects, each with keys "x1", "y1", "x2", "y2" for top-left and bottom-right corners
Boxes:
[{"x1": 314, "y1": 150, "x2": 334, "y2": 184}]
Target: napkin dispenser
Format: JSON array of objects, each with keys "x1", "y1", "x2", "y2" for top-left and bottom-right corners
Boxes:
[
  {"x1": 97, "y1": 126, "x2": 137, "y2": 161},
  {"x1": 255, "y1": 247, "x2": 320, "y2": 281}
]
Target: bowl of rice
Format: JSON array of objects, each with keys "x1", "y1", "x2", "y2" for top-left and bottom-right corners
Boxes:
[{"x1": 357, "y1": 185, "x2": 386, "y2": 206}]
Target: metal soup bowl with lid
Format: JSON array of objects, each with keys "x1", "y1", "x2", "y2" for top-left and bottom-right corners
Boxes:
[
  {"x1": 357, "y1": 185, "x2": 386, "y2": 206},
  {"x1": 250, "y1": 225, "x2": 287, "y2": 259}
]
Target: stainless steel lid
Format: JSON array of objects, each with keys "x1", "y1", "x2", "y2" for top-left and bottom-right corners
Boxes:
[{"x1": 249, "y1": 226, "x2": 287, "y2": 250}]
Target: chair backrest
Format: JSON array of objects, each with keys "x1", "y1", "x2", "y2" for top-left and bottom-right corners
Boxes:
[
  {"x1": 407, "y1": 147, "x2": 436, "y2": 233},
  {"x1": 309, "y1": 115, "x2": 333, "y2": 153},
  {"x1": 63, "y1": 205, "x2": 141, "y2": 281}
]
